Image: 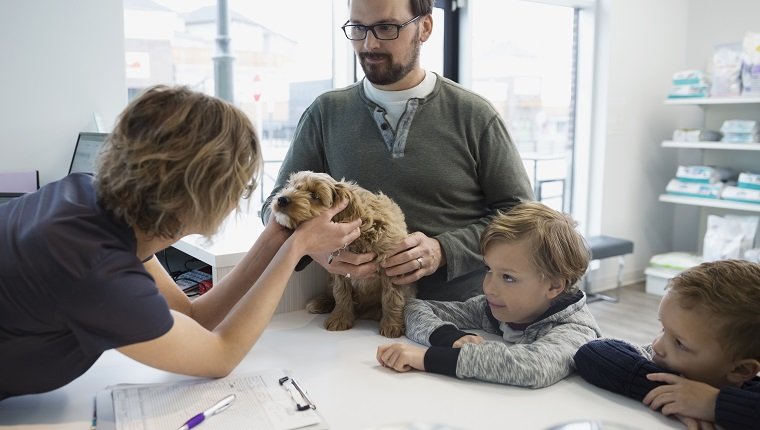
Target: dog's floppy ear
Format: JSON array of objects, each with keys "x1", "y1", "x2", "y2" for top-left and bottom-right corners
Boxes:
[{"x1": 331, "y1": 181, "x2": 360, "y2": 223}]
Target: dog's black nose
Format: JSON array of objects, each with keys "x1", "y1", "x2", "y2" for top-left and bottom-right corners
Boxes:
[{"x1": 277, "y1": 196, "x2": 290, "y2": 208}]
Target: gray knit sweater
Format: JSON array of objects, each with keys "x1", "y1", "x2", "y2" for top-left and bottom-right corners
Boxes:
[
  {"x1": 261, "y1": 74, "x2": 534, "y2": 301},
  {"x1": 405, "y1": 292, "x2": 602, "y2": 388}
]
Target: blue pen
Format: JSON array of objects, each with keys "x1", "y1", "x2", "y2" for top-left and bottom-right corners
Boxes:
[{"x1": 177, "y1": 394, "x2": 236, "y2": 430}]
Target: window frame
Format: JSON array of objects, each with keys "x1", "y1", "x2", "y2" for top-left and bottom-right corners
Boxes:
[{"x1": 450, "y1": 0, "x2": 597, "y2": 230}]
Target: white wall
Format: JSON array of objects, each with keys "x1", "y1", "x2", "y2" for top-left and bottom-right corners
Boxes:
[
  {"x1": 686, "y1": 0, "x2": 760, "y2": 67},
  {"x1": 587, "y1": 0, "x2": 690, "y2": 290},
  {"x1": 590, "y1": 0, "x2": 760, "y2": 291},
  {"x1": 0, "y1": 1, "x2": 126, "y2": 186}
]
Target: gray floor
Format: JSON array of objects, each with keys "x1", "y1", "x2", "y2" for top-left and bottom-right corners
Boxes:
[{"x1": 586, "y1": 282, "x2": 663, "y2": 347}]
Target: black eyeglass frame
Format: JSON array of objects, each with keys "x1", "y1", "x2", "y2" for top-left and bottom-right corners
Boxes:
[{"x1": 341, "y1": 15, "x2": 422, "y2": 41}]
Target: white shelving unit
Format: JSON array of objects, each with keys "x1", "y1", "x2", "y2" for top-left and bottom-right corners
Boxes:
[
  {"x1": 658, "y1": 194, "x2": 760, "y2": 212},
  {"x1": 659, "y1": 97, "x2": 760, "y2": 256},
  {"x1": 661, "y1": 140, "x2": 760, "y2": 151},
  {"x1": 664, "y1": 96, "x2": 760, "y2": 105}
]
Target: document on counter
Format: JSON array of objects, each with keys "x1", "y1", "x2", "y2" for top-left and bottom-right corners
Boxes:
[{"x1": 95, "y1": 369, "x2": 327, "y2": 430}]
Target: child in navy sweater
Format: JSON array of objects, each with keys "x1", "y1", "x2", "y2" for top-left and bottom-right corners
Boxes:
[{"x1": 574, "y1": 259, "x2": 760, "y2": 429}]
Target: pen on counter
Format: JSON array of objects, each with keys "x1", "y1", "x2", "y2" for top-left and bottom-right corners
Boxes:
[{"x1": 177, "y1": 394, "x2": 236, "y2": 430}]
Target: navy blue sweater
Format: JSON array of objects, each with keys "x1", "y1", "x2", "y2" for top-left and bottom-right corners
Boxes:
[{"x1": 574, "y1": 339, "x2": 760, "y2": 430}]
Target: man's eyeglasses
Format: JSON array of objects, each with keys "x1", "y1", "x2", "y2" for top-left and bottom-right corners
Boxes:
[{"x1": 341, "y1": 15, "x2": 421, "y2": 41}]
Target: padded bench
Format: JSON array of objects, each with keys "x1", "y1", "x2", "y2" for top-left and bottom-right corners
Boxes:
[{"x1": 583, "y1": 235, "x2": 634, "y2": 303}]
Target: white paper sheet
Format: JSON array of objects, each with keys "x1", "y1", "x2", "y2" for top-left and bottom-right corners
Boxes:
[{"x1": 103, "y1": 370, "x2": 326, "y2": 430}]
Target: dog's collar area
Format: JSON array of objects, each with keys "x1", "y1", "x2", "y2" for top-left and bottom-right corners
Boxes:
[{"x1": 327, "y1": 243, "x2": 349, "y2": 264}]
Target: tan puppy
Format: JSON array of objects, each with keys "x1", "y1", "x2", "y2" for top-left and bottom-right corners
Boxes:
[{"x1": 271, "y1": 170, "x2": 416, "y2": 338}]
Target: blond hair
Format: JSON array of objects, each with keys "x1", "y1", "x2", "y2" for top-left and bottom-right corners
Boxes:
[
  {"x1": 480, "y1": 201, "x2": 590, "y2": 293},
  {"x1": 96, "y1": 85, "x2": 261, "y2": 239},
  {"x1": 668, "y1": 259, "x2": 760, "y2": 361}
]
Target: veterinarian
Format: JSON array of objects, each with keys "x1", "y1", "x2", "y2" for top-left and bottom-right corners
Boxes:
[
  {"x1": 0, "y1": 85, "x2": 361, "y2": 400},
  {"x1": 262, "y1": 0, "x2": 534, "y2": 301}
]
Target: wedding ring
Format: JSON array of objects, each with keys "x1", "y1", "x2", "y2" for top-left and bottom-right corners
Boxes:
[
  {"x1": 416, "y1": 257, "x2": 423, "y2": 269},
  {"x1": 327, "y1": 254, "x2": 335, "y2": 264}
]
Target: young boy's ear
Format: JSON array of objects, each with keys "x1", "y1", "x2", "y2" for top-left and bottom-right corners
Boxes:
[
  {"x1": 546, "y1": 280, "x2": 566, "y2": 299},
  {"x1": 726, "y1": 359, "x2": 760, "y2": 385}
]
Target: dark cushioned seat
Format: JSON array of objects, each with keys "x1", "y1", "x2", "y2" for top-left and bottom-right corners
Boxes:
[
  {"x1": 584, "y1": 235, "x2": 634, "y2": 303},
  {"x1": 588, "y1": 235, "x2": 634, "y2": 260}
]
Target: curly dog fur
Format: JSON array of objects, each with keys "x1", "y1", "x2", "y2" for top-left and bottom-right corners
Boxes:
[{"x1": 271, "y1": 170, "x2": 416, "y2": 337}]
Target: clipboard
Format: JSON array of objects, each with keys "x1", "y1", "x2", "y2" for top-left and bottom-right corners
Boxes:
[{"x1": 94, "y1": 370, "x2": 328, "y2": 430}]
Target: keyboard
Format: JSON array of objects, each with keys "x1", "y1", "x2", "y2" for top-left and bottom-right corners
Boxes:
[{"x1": 176, "y1": 268, "x2": 213, "y2": 295}]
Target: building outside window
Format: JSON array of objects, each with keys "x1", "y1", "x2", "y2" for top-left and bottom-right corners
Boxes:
[
  {"x1": 123, "y1": 0, "x2": 336, "y2": 206},
  {"x1": 464, "y1": 0, "x2": 579, "y2": 213}
]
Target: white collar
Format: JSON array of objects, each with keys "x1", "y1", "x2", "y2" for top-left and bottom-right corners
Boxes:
[{"x1": 362, "y1": 70, "x2": 437, "y2": 105}]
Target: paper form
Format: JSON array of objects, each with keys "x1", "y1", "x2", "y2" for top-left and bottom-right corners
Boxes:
[{"x1": 108, "y1": 370, "x2": 325, "y2": 430}]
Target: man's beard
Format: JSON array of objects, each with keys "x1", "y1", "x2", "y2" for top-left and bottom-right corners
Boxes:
[{"x1": 358, "y1": 38, "x2": 420, "y2": 86}]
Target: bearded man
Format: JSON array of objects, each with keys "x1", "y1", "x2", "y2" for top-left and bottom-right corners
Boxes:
[{"x1": 263, "y1": 0, "x2": 534, "y2": 302}]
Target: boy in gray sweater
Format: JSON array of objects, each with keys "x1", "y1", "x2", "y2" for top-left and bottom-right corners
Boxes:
[{"x1": 376, "y1": 201, "x2": 601, "y2": 388}]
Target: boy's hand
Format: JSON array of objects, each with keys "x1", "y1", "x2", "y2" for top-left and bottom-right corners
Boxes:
[
  {"x1": 643, "y1": 373, "x2": 719, "y2": 422},
  {"x1": 452, "y1": 334, "x2": 484, "y2": 348},
  {"x1": 376, "y1": 343, "x2": 427, "y2": 372}
]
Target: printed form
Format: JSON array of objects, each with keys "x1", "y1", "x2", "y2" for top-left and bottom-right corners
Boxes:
[{"x1": 105, "y1": 370, "x2": 326, "y2": 430}]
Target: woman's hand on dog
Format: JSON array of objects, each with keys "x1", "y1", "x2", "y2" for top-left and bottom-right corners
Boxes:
[
  {"x1": 376, "y1": 343, "x2": 426, "y2": 372},
  {"x1": 381, "y1": 232, "x2": 445, "y2": 285},
  {"x1": 291, "y1": 199, "x2": 362, "y2": 258},
  {"x1": 262, "y1": 211, "x2": 296, "y2": 244}
]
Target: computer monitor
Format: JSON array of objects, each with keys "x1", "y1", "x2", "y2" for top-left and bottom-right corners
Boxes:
[{"x1": 68, "y1": 132, "x2": 108, "y2": 176}]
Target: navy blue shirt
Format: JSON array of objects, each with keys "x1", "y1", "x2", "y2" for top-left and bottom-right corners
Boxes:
[{"x1": 0, "y1": 173, "x2": 173, "y2": 399}]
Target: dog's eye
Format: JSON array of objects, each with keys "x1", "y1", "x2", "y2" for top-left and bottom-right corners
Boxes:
[{"x1": 310, "y1": 192, "x2": 320, "y2": 200}]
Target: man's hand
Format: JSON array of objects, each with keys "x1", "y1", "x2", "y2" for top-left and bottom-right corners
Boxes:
[
  {"x1": 312, "y1": 248, "x2": 378, "y2": 280},
  {"x1": 452, "y1": 334, "x2": 484, "y2": 348},
  {"x1": 380, "y1": 232, "x2": 445, "y2": 285},
  {"x1": 643, "y1": 373, "x2": 719, "y2": 423},
  {"x1": 376, "y1": 343, "x2": 427, "y2": 372}
]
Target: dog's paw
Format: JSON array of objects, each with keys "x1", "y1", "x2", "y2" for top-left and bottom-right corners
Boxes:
[
  {"x1": 306, "y1": 295, "x2": 335, "y2": 314},
  {"x1": 324, "y1": 314, "x2": 354, "y2": 331},
  {"x1": 379, "y1": 322, "x2": 405, "y2": 338}
]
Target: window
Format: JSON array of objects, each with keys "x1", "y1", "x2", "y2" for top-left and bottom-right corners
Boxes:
[
  {"x1": 123, "y1": 0, "x2": 594, "y2": 220},
  {"x1": 460, "y1": 0, "x2": 586, "y2": 214},
  {"x1": 123, "y1": 0, "x2": 338, "y2": 207}
]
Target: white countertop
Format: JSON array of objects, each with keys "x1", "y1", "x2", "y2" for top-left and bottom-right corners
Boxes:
[{"x1": 0, "y1": 311, "x2": 681, "y2": 430}]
